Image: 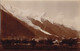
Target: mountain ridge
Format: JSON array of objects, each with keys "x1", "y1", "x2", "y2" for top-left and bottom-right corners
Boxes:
[
  {"x1": 0, "y1": 4, "x2": 79, "y2": 39},
  {"x1": 28, "y1": 17, "x2": 78, "y2": 38}
]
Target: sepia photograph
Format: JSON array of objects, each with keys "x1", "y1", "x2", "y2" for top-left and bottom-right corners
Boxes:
[{"x1": 0, "y1": 0, "x2": 80, "y2": 51}]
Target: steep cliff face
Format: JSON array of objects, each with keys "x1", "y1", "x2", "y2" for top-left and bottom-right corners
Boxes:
[{"x1": 1, "y1": 10, "x2": 35, "y2": 39}]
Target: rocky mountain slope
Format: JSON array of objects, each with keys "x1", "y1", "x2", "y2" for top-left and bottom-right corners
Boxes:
[
  {"x1": 0, "y1": 3, "x2": 79, "y2": 39},
  {"x1": 1, "y1": 9, "x2": 78, "y2": 40}
]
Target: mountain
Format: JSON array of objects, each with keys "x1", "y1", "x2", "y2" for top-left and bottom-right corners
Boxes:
[
  {"x1": 78, "y1": 31, "x2": 80, "y2": 38},
  {"x1": 1, "y1": 10, "x2": 35, "y2": 39},
  {"x1": 1, "y1": 9, "x2": 53, "y2": 39},
  {"x1": 28, "y1": 17, "x2": 78, "y2": 39},
  {"x1": 0, "y1": 4, "x2": 79, "y2": 40}
]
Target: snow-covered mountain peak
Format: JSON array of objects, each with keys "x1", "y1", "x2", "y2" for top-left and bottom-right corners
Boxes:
[{"x1": 0, "y1": 3, "x2": 53, "y2": 36}]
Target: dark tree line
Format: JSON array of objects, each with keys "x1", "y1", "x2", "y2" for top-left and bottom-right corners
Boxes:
[{"x1": 1, "y1": 38, "x2": 79, "y2": 47}]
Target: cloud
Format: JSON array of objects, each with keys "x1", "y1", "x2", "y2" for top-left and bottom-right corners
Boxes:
[{"x1": 74, "y1": 17, "x2": 80, "y2": 31}]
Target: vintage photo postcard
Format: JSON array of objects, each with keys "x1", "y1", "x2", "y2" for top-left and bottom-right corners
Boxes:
[{"x1": 0, "y1": 0, "x2": 80, "y2": 51}]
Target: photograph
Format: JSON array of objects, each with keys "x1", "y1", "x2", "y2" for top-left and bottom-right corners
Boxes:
[{"x1": 0, "y1": 0, "x2": 80, "y2": 51}]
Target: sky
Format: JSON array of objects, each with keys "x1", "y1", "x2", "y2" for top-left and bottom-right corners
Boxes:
[{"x1": 0, "y1": 0, "x2": 80, "y2": 32}]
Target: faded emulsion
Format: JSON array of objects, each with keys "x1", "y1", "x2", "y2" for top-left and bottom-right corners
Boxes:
[{"x1": 0, "y1": 0, "x2": 80, "y2": 51}]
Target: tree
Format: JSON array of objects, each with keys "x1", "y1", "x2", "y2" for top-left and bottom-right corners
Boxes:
[{"x1": 30, "y1": 39, "x2": 37, "y2": 46}]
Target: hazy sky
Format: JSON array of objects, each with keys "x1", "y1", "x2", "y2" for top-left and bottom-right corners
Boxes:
[{"x1": 0, "y1": 0, "x2": 80, "y2": 31}]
